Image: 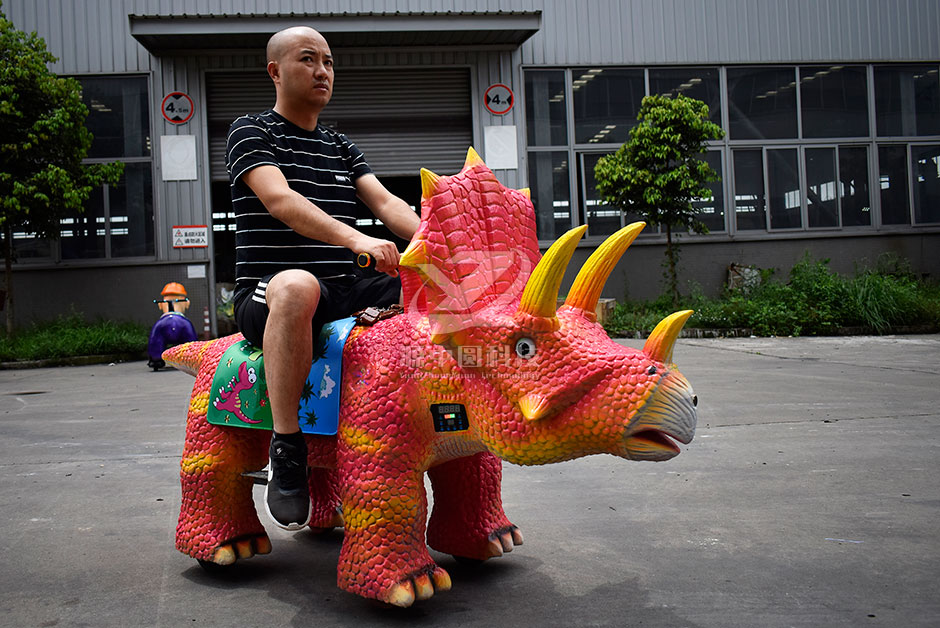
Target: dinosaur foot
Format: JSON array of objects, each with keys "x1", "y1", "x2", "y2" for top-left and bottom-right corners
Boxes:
[
  {"x1": 485, "y1": 525, "x2": 524, "y2": 558},
  {"x1": 308, "y1": 510, "x2": 344, "y2": 534},
  {"x1": 384, "y1": 566, "x2": 452, "y2": 608},
  {"x1": 199, "y1": 533, "x2": 272, "y2": 568}
]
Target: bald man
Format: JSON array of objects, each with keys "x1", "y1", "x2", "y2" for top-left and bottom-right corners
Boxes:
[{"x1": 226, "y1": 26, "x2": 419, "y2": 530}]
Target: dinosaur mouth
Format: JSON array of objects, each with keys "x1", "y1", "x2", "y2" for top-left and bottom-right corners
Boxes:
[
  {"x1": 622, "y1": 371, "x2": 697, "y2": 461},
  {"x1": 626, "y1": 429, "x2": 681, "y2": 455}
]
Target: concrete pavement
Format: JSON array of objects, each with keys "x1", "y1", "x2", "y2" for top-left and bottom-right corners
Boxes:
[{"x1": 0, "y1": 334, "x2": 937, "y2": 627}]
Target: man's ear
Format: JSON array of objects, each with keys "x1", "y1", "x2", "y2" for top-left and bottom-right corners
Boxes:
[{"x1": 267, "y1": 60, "x2": 279, "y2": 83}]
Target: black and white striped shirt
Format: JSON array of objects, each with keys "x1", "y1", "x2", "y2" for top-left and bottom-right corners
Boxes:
[{"x1": 227, "y1": 110, "x2": 372, "y2": 302}]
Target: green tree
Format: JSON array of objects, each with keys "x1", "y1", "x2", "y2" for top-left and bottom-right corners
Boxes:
[
  {"x1": 0, "y1": 4, "x2": 122, "y2": 335},
  {"x1": 594, "y1": 94, "x2": 724, "y2": 307}
]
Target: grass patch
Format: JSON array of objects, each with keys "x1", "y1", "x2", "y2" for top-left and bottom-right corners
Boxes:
[
  {"x1": 0, "y1": 313, "x2": 149, "y2": 362},
  {"x1": 605, "y1": 253, "x2": 940, "y2": 337}
]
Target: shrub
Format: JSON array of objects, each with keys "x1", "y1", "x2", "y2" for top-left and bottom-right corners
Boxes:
[{"x1": 0, "y1": 313, "x2": 148, "y2": 362}]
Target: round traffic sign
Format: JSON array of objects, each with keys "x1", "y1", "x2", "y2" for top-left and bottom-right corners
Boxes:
[
  {"x1": 162, "y1": 92, "x2": 194, "y2": 125},
  {"x1": 484, "y1": 84, "x2": 514, "y2": 116}
]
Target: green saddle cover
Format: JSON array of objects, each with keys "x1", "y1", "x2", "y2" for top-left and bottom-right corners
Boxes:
[{"x1": 206, "y1": 317, "x2": 356, "y2": 435}]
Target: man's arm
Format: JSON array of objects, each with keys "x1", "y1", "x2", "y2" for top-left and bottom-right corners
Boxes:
[
  {"x1": 355, "y1": 173, "x2": 420, "y2": 241},
  {"x1": 242, "y1": 165, "x2": 401, "y2": 275}
]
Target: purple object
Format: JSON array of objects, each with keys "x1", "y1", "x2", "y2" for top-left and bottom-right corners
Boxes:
[{"x1": 148, "y1": 312, "x2": 198, "y2": 369}]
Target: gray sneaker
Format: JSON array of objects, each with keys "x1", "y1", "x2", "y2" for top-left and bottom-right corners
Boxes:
[{"x1": 264, "y1": 435, "x2": 312, "y2": 530}]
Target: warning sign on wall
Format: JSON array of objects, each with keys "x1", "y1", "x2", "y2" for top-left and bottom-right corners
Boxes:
[{"x1": 172, "y1": 225, "x2": 208, "y2": 248}]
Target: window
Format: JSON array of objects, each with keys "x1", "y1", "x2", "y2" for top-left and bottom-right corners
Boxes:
[
  {"x1": 768, "y1": 149, "x2": 801, "y2": 229},
  {"x1": 693, "y1": 151, "x2": 726, "y2": 232},
  {"x1": 838, "y1": 147, "x2": 872, "y2": 227},
  {"x1": 875, "y1": 65, "x2": 940, "y2": 137},
  {"x1": 800, "y1": 65, "x2": 870, "y2": 138},
  {"x1": 527, "y1": 151, "x2": 570, "y2": 240},
  {"x1": 573, "y1": 68, "x2": 644, "y2": 145},
  {"x1": 805, "y1": 148, "x2": 839, "y2": 228},
  {"x1": 525, "y1": 70, "x2": 567, "y2": 146},
  {"x1": 733, "y1": 149, "x2": 766, "y2": 231},
  {"x1": 649, "y1": 67, "x2": 722, "y2": 127},
  {"x1": 727, "y1": 67, "x2": 798, "y2": 140},
  {"x1": 879, "y1": 145, "x2": 911, "y2": 225},
  {"x1": 61, "y1": 76, "x2": 154, "y2": 260},
  {"x1": 912, "y1": 144, "x2": 940, "y2": 224}
]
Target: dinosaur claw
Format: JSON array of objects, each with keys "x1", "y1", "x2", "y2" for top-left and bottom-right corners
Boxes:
[
  {"x1": 235, "y1": 539, "x2": 253, "y2": 559},
  {"x1": 431, "y1": 567, "x2": 452, "y2": 591},
  {"x1": 211, "y1": 545, "x2": 236, "y2": 565},
  {"x1": 485, "y1": 539, "x2": 504, "y2": 558},
  {"x1": 413, "y1": 574, "x2": 434, "y2": 600},
  {"x1": 386, "y1": 581, "x2": 415, "y2": 607},
  {"x1": 511, "y1": 527, "x2": 524, "y2": 546}
]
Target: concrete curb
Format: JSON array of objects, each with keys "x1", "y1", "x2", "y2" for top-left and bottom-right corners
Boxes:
[{"x1": 0, "y1": 352, "x2": 146, "y2": 370}]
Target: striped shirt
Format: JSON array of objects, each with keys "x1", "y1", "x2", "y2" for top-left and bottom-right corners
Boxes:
[{"x1": 227, "y1": 110, "x2": 373, "y2": 302}]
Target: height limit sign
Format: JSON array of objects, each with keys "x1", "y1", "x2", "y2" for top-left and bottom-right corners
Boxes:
[
  {"x1": 484, "y1": 84, "x2": 514, "y2": 115},
  {"x1": 162, "y1": 92, "x2": 194, "y2": 125}
]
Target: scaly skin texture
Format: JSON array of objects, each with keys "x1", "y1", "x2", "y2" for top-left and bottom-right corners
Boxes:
[{"x1": 165, "y1": 149, "x2": 698, "y2": 607}]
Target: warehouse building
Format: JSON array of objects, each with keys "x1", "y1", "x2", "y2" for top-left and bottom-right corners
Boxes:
[{"x1": 5, "y1": 0, "x2": 939, "y2": 333}]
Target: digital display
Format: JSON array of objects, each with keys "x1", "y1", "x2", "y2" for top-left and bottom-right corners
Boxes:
[{"x1": 430, "y1": 403, "x2": 469, "y2": 432}]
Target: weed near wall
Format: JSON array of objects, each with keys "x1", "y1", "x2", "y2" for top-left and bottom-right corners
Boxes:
[
  {"x1": 605, "y1": 254, "x2": 940, "y2": 337},
  {"x1": 0, "y1": 313, "x2": 148, "y2": 362}
]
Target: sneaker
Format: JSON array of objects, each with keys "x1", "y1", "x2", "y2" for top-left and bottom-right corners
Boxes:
[{"x1": 264, "y1": 434, "x2": 312, "y2": 530}]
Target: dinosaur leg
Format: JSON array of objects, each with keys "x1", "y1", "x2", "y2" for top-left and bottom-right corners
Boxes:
[
  {"x1": 308, "y1": 466, "x2": 343, "y2": 532},
  {"x1": 176, "y1": 409, "x2": 270, "y2": 565},
  {"x1": 426, "y1": 451, "x2": 523, "y2": 561},
  {"x1": 336, "y1": 450, "x2": 450, "y2": 607}
]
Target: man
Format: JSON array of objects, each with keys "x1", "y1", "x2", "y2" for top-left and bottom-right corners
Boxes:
[{"x1": 226, "y1": 26, "x2": 419, "y2": 530}]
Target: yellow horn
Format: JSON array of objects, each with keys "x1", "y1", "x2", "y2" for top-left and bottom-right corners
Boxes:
[
  {"x1": 564, "y1": 222, "x2": 645, "y2": 319},
  {"x1": 399, "y1": 238, "x2": 428, "y2": 269},
  {"x1": 464, "y1": 146, "x2": 485, "y2": 170},
  {"x1": 643, "y1": 310, "x2": 693, "y2": 364},
  {"x1": 517, "y1": 225, "x2": 587, "y2": 320},
  {"x1": 517, "y1": 188, "x2": 531, "y2": 199},
  {"x1": 420, "y1": 168, "x2": 441, "y2": 199}
]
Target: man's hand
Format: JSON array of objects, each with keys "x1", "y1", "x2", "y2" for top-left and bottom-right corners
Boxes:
[{"x1": 350, "y1": 234, "x2": 400, "y2": 277}]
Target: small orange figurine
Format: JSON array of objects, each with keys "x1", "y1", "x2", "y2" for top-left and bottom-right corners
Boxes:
[{"x1": 148, "y1": 282, "x2": 198, "y2": 370}]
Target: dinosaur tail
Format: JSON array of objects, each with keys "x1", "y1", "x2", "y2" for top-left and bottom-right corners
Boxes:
[{"x1": 162, "y1": 340, "x2": 212, "y2": 376}]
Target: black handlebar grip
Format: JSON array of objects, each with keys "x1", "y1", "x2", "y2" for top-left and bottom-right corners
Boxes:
[{"x1": 356, "y1": 252, "x2": 374, "y2": 269}]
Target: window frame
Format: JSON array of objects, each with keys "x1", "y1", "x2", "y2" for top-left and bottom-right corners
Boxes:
[
  {"x1": 522, "y1": 62, "x2": 940, "y2": 246},
  {"x1": 13, "y1": 73, "x2": 156, "y2": 268}
]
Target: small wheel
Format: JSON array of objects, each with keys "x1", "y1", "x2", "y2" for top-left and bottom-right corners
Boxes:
[
  {"x1": 197, "y1": 558, "x2": 231, "y2": 573},
  {"x1": 451, "y1": 555, "x2": 484, "y2": 567}
]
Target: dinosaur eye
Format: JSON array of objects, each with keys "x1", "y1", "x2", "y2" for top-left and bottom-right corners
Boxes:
[{"x1": 515, "y1": 337, "x2": 537, "y2": 359}]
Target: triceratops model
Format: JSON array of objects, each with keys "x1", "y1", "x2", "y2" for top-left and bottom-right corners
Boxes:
[{"x1": 164, "y1": 148, "x2": 697, "y2": 607}]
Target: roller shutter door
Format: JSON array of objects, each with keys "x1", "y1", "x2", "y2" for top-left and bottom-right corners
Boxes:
[{"x1": 206, "y1": 68, "x2": 472, "y2": 180}]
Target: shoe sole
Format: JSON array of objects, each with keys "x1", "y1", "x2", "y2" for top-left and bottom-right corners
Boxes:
[{"x1": 263, "y1": 464, "x2": 313, "y2": 531}]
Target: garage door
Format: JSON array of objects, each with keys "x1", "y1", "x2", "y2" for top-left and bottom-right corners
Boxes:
[{"x1": 206, "y1": 67, "x2": 473, "y2": 180}]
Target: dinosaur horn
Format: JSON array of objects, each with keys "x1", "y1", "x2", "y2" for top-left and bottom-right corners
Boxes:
[
  {"x1": 564, "y1": 222, "x2": 645, "y2": 318},
  {"x1": 420, "y1": 168, "x2": 441, "y2": 199},
  {"x1": 643, "y1": 310, "x2": 693, "y2": 364},
  {"x1": 517, "y1": 188, "x2": 531, "y2": 199},
  {"x1": 464, "y1": 146, "x2": 485, "y2": 170},
  {"x1": 517, "y1": 225, "x2": 587, "y2": 321}
]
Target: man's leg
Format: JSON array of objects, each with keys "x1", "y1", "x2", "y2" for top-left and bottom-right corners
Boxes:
[{"x1": 262, "y1": 270, "x2": 321, "y2": 530}]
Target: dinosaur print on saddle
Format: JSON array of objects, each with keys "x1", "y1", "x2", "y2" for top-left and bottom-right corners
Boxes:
[{"x1": 206, "y1": 317, "x2": 356, "y2": 435}]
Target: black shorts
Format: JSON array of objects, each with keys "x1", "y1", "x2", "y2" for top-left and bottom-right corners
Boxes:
[{"x1": 233, "y1": 272, "x2": 401, "y2": 347}]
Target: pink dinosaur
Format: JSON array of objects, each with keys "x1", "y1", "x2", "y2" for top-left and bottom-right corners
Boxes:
[
  {"x1": 164, "y1": 149, "x2": 697, "y2": 607},
  {"x1": 212, "y1": 361, "x2": 261, "y2": 424}
]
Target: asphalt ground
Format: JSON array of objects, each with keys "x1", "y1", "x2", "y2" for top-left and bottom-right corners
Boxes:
[{"x1": 0, "y1": 334, "x2": 937, "y2": 628}]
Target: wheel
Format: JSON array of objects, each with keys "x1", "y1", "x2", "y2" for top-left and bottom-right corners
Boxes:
[
  {"x1": 451, "y1": 555, "x2": 484, "y2": 567},
  {"x1": 197, "y1": 558, "x2": 231, "y2": 573}
]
